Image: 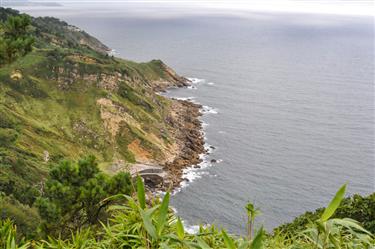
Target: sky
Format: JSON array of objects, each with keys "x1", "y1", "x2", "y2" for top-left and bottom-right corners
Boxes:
[{"x1": 2, "y1": 0, "x2": 374, "y2": 16}]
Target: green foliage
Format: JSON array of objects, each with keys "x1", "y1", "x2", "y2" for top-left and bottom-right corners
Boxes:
[
  {"x1": 0, "y1": 9, "x2": 176, "y2": 225},
  {"x1": 2, "y1": 75, "x2": 49, "y2": 99},
  {"x1": 0, "y1": 219, "x2": 30, "y2": 249},
  {"x1": 300, "y1": 184, "x2": 373, "y2": 249},
  {"x1": 276, "y1": 192, "x2": 375, "y2": 235},
  {"x1": 0, "y1": 128, "x2": 18, "y2": 146},
  {"x1": 245, "y1": 202, "x2": 261, "y2": 241},
  {"x1": 0, "y1": 194, "x2": 41, "y2": 239},
  {"x1": 0, "y1": 149, "x2": 45, "y2": 208},
  {"x1": 118, "y1": 84, "x2": 154, "y2": 112},
  {"x1": 35, "y1": 156, "x2": 132, "y2": 237},
  {"x1": 0, "y1": 183, "x2": 374, "y2": 248},
  {"x1": 0, "y1": 108, "x2": 18, "y2": 129},
  {"x1": 0, "y1": 38, "x2": 5, "y2": 65},
  {"x1": 0, "y1": 14, "x2": 35, "y2": 65},
  {"x1": 0, "y1": 8, "x2": 373, "y2": 249},
  {"x1": 320, "y1": 184, "x2": 346, "y2": 222}
]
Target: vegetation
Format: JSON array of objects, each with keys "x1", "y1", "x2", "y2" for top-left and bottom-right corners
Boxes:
[
  {"x1": 1, "y1": 156, "x2": 133, "y2": 239},
  {"x1": 276, "y1": 193, "x2": 375, "y2": 235},
  {"x1": 36, "y1": 156, "x2": 132, "y2": 237},
  {"x1": 0, "y1": 7, "x2": 179, "y2": 232},
  {"x1": 245, "y1": 202, "x2": 261, "y2": 241},
  {"x1": 0, "y1": 14, "x2": 34, "y2": 65},
  {"x1": 0, "y1": 7, "x2": 374, "y2": 248},
  {"x1": 1, "y1": 180, "x2": 374, "y2": 248}
]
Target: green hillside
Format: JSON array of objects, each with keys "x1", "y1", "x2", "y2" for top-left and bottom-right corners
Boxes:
[{"x1": 0, "y1": 7, "x2": 188, "y2": 227}]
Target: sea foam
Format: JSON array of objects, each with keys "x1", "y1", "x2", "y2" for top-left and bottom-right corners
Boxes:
[
  {"x1": 187, "y1": 77, "x2": 205, "y2": 84},
  {"x1": 201, "y1": 105, "x2": 218, "y2": 114}
]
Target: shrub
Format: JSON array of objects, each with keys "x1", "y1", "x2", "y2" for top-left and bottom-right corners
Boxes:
[
  {"x1": 0, "y1": 14, "x2": 35, "y2": 65},
  {"x1": 35, "y1": 155, "x2": 133, "y2": 237}
]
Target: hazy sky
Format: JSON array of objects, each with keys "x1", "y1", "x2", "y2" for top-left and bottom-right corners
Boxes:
[{"x1": 3, "y1": 0, "x2": 375, "y2": 16}]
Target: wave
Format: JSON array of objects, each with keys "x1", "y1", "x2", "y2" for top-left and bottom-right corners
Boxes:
[
  {"x1": 207, "y1": 82, "x2": 215, "y2": 86},
  {"x1": 187, "y1": 85, "x2": 198, "y2": 90},
  {"x1": 170, "y1": 77, "x2": 220, "y2": 195},
  {"x1": 201, "y1": 105, "x2": 218, "y2": 114},
  {"x1": 187, "y1": 77, "x2": 205, "y2": 84},
  {"x1": 172, "y1": 142, "x2": 216, "y2": 195},
  {"x1": 172, "y1": 96, "x2": 196, "y2": 101}
]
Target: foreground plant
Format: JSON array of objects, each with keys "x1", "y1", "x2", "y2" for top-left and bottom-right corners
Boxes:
[
  {"x1": 0, "y1": 219, "x2": 29, "y2": 249},
  {"x1": 245, "y1": 202, "x2": 261, "y2": 241},
  {"x1": 301, "y1": 184, "x2": 374, "y2": 249},
  {"x1": 0, "y1": 180, "x2": 373, "y2": 249}
]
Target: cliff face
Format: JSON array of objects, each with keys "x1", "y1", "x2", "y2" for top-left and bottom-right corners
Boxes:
[{"x1": 0, "y1": 8, "x2": 200, "y2": 203}]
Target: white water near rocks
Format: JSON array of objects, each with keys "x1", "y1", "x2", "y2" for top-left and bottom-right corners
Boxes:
[{"x1": 18, "y1": 5, "x2": 374, "y2": 233}]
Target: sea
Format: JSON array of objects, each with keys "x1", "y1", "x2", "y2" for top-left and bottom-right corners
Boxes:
[{"x1": 14, "y1": 3, "x2": 374, "y2": 233}]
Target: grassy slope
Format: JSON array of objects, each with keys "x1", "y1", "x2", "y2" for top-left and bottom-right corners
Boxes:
[{"x1": 0, "y1": 8, "x2": 184, "y2": 215}]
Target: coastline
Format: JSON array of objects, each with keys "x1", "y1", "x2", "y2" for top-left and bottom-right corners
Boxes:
[
  {"x1": 148, "y1": 74, "x2": 206, "y2": 191},
  {"x1": 163, "y1": 99, "x2": 205, "y2": 189}
]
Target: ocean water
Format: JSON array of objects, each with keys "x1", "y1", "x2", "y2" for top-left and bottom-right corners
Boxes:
[{"x1": 18, "y1": 5, "x2": 374, "y2": 233}]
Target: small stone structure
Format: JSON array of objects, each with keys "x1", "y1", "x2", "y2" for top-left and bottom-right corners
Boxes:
[{"x1": 130, "y1": 164, "x2": 167, "y2": 188}]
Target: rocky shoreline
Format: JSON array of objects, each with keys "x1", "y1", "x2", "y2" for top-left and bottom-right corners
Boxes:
[
  {"x1": 114, "y1": 62, "x2": 206, "y2": 191},
  {"x1": 163, "y1": 99, "x2": 205, "y2": 189},
  {"x1": 132, "y1": 73, "x2": 206, "y2": 191}
]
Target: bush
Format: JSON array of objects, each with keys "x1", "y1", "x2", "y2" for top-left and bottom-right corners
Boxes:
[
  {"x1": 0, "y1": 14, "x2": 35, "y2": 65},
  {"x1": 36, "y1": 155, "x2": 133, "y2": 237}
]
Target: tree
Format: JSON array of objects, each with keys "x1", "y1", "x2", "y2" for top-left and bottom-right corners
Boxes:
[
  {"x1": 0, "y1": 14, "x2": 34, "y2": 65},
  {"x1": 36, "y1": 155, "x2": 133, "y2": 236}
]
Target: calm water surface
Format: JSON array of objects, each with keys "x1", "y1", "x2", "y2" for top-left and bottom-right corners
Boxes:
[{"x1": 19, "y1": 5, "x2": 375, "y2": 232}]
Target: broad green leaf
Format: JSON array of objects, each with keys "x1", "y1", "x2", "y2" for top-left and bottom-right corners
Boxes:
[
  {"x1": 321, "y1": 184, "x2": 347, "y2": 222},
  {"x1": 176, "y1": 217, "x2": 185, "y2": 241},
  {"x1": 140, "y1": 209, "x2": 157, "y2": 240},
  {"x1": 137, "y1": 176, "x2": 146, "y2": 209},
  {"x1": 222, "y1": 230, "x2": 236, "y2": 249},
  {"x1": 157, "y1": 192, "x2": 170, "y2": 235},
  {"x1": 143, "y1": 205, "x2": 159, "y2": 217},
  {"x1": 250, "y1": 228, "x2": 264, "y2": 249}
]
